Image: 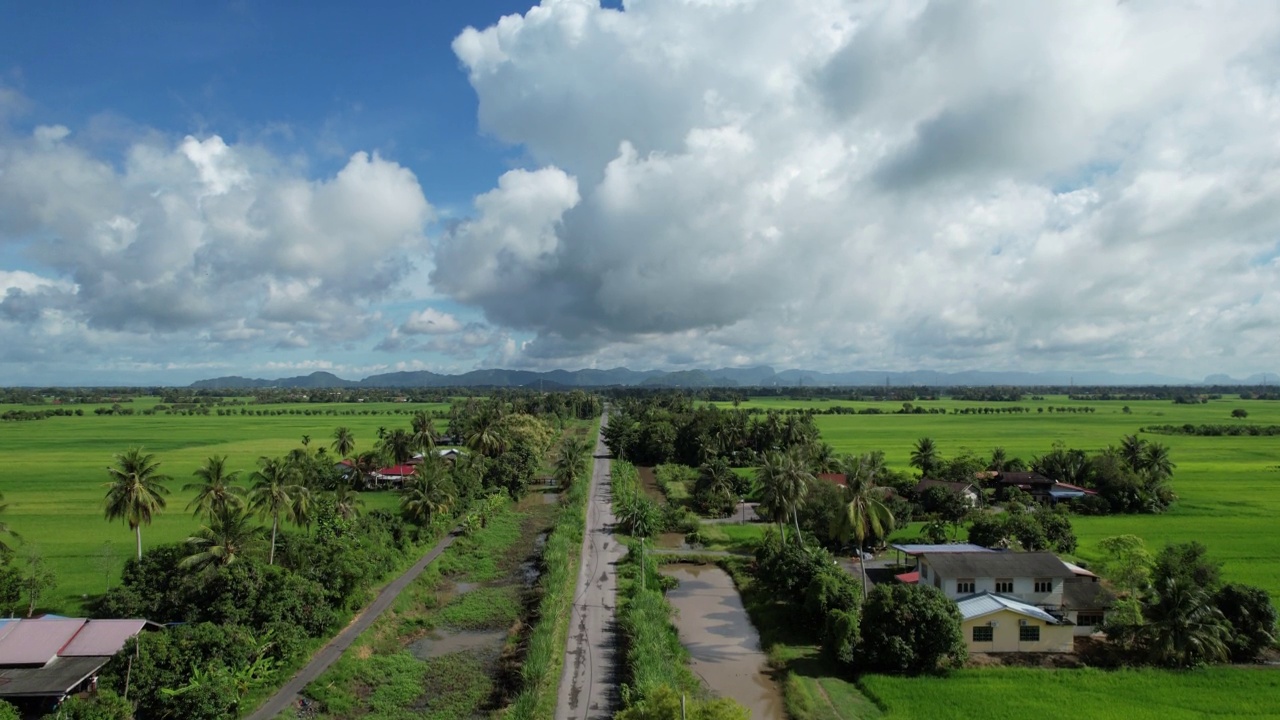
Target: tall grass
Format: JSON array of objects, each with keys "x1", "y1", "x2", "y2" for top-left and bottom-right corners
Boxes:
[
  {"x1": 615, "y1": 545, "x2": 703, "y2": 705},
  {"x1": 504, "y1": 423, "x2": 597, "y2": 719}
]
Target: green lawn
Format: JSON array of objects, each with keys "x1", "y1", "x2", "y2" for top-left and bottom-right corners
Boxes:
[
  {"x1": 859, "y1": 667, "x2": 1280, "y2": 719},
  {"x1": 0, "y1": 400, "x2": 451, "y2": 613},
  {"x1": 715, "y1": 396, "x2": 1280, "y2": 599}
]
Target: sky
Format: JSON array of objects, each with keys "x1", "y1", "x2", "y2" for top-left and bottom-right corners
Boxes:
[{"x1": 1, "y1": 0, "x2": 1278, "y2": 386}]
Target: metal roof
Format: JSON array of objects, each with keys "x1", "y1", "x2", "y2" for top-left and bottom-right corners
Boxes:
[
  {"x1": 1063, "y1": 580, "x2": 1114, "y2": 610},
  {"x1": 892, "y1": 543, "x2": 995, "y2": 556},
  {"x1": 59, "y1": 619, "x2": 147, "y2": 657},
  {"x1": 957, "y1": 592, "x2": 1064, "y2": 624},
  {"x1": 0, "y1": 619, "x2": 86, "y2": 667},
  {"x1": 920, "y1": 551, "x2": 1074, "y2": 579},
  {"x1": 0, "y1": 656, "x2": 110, "y2": 697}
]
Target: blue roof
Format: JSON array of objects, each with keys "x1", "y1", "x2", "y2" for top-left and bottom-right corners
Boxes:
[{"x1": 957, "y1": 592, "x2": 1065, "y2": 624}]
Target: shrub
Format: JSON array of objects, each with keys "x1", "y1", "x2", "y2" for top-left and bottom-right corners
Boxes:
[
  {"x1": 858, "y1": 584, "x2": 966, "y2": 674},
  {"x1": 1214, "y1": 583, "x2": 1278, "y2": 662}
]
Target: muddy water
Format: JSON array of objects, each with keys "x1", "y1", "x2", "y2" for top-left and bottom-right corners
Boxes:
[
  {"x1": 655, "y1": 532, "x2": 687, "y2": 550},
  {"x1": 660, "y1": 564, "x2": 783, "y2": 720},
  {"x1": 408, "y1": 628, "x2": 507, "y2": 660}
]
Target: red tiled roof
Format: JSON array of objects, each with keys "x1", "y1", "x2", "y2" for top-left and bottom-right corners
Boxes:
[{"x1": 895, "y1": 571, "x2": 920, "y2": 584}]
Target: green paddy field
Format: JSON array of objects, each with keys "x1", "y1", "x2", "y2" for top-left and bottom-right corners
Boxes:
[
  {"x1": 0, "y1": 398, "x2": 451, "y2": 613},
  {"x1": 715, "y1": 396, "x2": 1280, "y2": 600}
]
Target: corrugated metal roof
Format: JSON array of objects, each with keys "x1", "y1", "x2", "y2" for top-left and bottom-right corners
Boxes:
[
  {"x1": 59, "y1": 619, "x2": 146, "y2": 657},
  {"x1": 957, "y1": 592, "x2": 1062, "y2": 624},
  {"x1": 0, "y1": 656, "x2": 110, "y2": 697},
  {"x1": 921, "y1": 551, "x2": 1074, "y2": 579},
  {"x1": 0, "y1": 619, "x2": 86, "y2": 666},
  {"x1": 892, "y1": 543, "x2": 995, "y2": 555}
]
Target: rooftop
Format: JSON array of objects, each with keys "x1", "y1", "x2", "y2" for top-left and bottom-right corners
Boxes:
[
  {"x1": 957, "y1": 591, "x2": 1067, "y2": 624},
  {"x1": 920, "y1": 551, "x2": 1075, "y2": 579},
  {"x1": 892, "y1": 543, "x2": 995, "y2": 556}
]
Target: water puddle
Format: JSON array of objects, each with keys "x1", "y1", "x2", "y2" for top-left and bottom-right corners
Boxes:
[
  {"x1": 451, "y1": 581, "x2": 480, "y2": 595},
  {"x1": 655, "y1": 532, "x2": 686, "y2": 549},
  {"x1": 660, "y1": 564, "x2": 783, "y2": 720},
  {"x1": 408, "y1": 628, "x2": 507, "y2": 661}
]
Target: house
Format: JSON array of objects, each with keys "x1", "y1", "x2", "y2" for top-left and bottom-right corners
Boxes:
[
  {"x1": 990, "y1": 472, "x2": 1097, "y2": 503},
  {"x1": 1061, "y1": 576, "x2": 1114, "y2": 635},
  {"x1": 817, "y1": 473, "x2": 847, "y2": 487},
  {"x1": 957, "y1": 592, "x2": 1075, "y2": 653},
  {"x1": 0, "y1": 618, "x2": 158, "y2": 715},
  {"x1": 370, "y1": 464, "x2": 416, "y2": 488},
  {"x1": 914, "y1": 478, "x2": 982, "y2": 506},
  {"x1": 916, "y1": 551, "x2": 1076, "y2": 608}
]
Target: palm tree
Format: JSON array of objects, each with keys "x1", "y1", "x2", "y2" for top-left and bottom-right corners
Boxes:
[
  {"x1": 331, "y1": 484, "x2": 364, "y2": 521},
  {"x1": 806, "y1": 442, "x2": 839, "y2": 473},
  {"x1": 832, "y1": 455, "x2": 896, "y2": 597},
  {"x1": 400, "y1": 464, "x2": 455, "y2": 525},
  {"x1": 103, "y1": 448, "x2": 172, "y2": 560},
  {"x1": 410, "y1": 411, "x2": 436, "y2": 454},
  {"x1": 180, "y1": 506, "x2": 265, "y2": 573},
  {"x1": 248, "y1": 456, "x2": 300, "y2": 566},
  {"x1": 290, "y1": 485, "x2": 314, "y2": 534},
  {"x1": 1141, "y1": 442, "x2": 1176, "y2": 481},
  {"x1": 756, "y1": 448, "x2": 812, "y2": 545},
  {"x1": 1141, "y1": 577, "x2": 1231, "y2": 667},
  {"x1": 697, "y1": 458, "x2": 737, "y2": 513},
  {"x1": 332, "y1": 426, "x2": 356, "y2": 459},
  {"x1": 183, "y1": 455, "x2": 245, "y2": 521},
  {"x1": 379, "y1": 428, "x2": 415, "y2": 465},
  {"x1": 0, "y1": 492, "x2": 21, "y2": 558},
  {"x1": 1119, "y1": 434, "x2": 1146, "y2": 473},
  {"x1": 988, "y1": 447, "x2": 1010, "y2": 472},
  {"x1": 910, "y1": 437, "x2": 940, "y2": 477},
  {"x1": 554, "y1": 437, "x2": 589, "y2": 490},
  {"x1": 465, "y1": 410, "x2": 507, "y2": 457}
]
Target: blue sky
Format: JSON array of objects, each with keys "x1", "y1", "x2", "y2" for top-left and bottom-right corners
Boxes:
[{"x1": 1, "y1": 1, "x2": 1278, "y2": 385}]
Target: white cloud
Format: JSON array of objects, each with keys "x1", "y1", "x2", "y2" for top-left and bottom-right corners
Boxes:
[
  {"x1": 402, "y1": 307, "x2": 463, "y2": 335},
  {"x1": 435, "y1": 0, "x2": 1280, "y2": 377}
]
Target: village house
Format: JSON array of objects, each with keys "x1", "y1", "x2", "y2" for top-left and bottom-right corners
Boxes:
[
  {"x1": 914, "y1": 478, "x2": 982, "y2": 506},
  {"x1": 916, "y1": 551, "x2": 1076, "y2": 608},
  {"x1": 957, "y1": 592, "x2": 1075, "y2": 653}
]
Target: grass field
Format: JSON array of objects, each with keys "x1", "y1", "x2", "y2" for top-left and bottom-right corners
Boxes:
[
  {"x1": 713, "y1": 396, "x2": 1280, "y2": 599},
  {"x1": 0, "y1": 400, "x2": 454, "y2": 613},
  {"x1": 859, "y1": 667, "x2": 1280, "y2": 719}
]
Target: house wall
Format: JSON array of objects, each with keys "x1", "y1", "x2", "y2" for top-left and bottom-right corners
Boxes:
[
  {"x1": 962, "y1": 610, "x2": 1074, "y2": 653},
  {"x1": 1064, "y1": 609, "x2": 1106, "y2": 636}
]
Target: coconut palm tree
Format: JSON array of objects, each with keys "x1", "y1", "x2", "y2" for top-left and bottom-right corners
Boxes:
[
  {"x1": 248, "y1": 456, "x2": 301, "y2": 566},
  {"x1": 378, "y1": 428, "x2": 415, "y2": 465},
  {"x1": 331, "y1": 484, "x2": 364, "y2": 521},
  {"x1": 806, "y1": 442, "x2": 839, "y2": 473},
  {"x1": 909, "y1": 437, "x2": 940, "y2": 477},
  {"x1": 180, "y1": 506, "x2": 265, "y2": 573},
  {"x1": 756, "y1": 447, "x2": 812, "y2": 545},
  {"x1": 103, "y1": 448, "x2": 172, "y2": 561},
  {"x1": 465, "y1": 410, "x2": 507, "y2": 457},
  {"x1": 554, "y1": 437, "x2": 590, "y2": 489},
  {"x1": 331, "y1": 426, "x2": 356, "y2": 460},
  {"x1": 696, "y1": 458, "x2": 738, "y2": 513},
  {"x1": 400, "y1": 464, "x2": 455, "y2": 526},
  {"x1": 183, "y1": 455, "x2": 245, "y2": 521},
  {"x1": 410, "y1": 411, "x2": 436, "y2": 454},
  {"x1": 1119, "y1": 434, "x2": 1146, "y2": 474},
  {"x1": 1141, "y1": 442, "x2": 1176, "y2": 481},
  {"x1": 290, "y1": 485, "x2": 314, "y2": 534},
  {"x1": 1140, "y1": 577, "x2": 1231, "y2": 667},
  {"x1": 832, "y1": 454, "x2": 896, "y2": 597},
  {"x1": 0, "y1": 492, "x2": 20, "y2": 558}
]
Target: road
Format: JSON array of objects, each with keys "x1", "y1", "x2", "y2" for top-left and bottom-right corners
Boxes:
[
  {"x1": 555, "y1": 410, "x2": 623, "y2": 720},
  {"x1": 245, "y1": 527, "x2": 461, "y2": 720}
]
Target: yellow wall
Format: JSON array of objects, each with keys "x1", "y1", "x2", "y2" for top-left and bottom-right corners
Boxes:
[{"x1": 962, "y1": 610, "x2": 1074, "y2": 653}]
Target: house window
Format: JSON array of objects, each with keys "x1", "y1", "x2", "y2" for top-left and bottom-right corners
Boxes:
[
  {"x1": 995, "y1": 579, "x2": 1014, "y2": 594},
  {"x1": 1019, "y1": 625, "x2": 1040, "y2": 642},
  {"x1": 957, "y1": 579, "x2": 975, "y2": 594},
  {"x1": 1077, "y1": 613, "x2": 1105, "y2": 627},
  {"x1": 1034, "y1": 579, "x2": 1053, "y2": 593},
  {"x1": 972, "y1": 626, "x2": 994, "y2": 642}
]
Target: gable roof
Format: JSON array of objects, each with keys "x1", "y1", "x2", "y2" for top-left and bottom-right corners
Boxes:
[
  {"x1": 892, "y1": 543, "x2": 995, "y2": 556},
  {"x1": 994, "y1": 472, "x2": 1054, "y2": 485},
  {"x1": 920, "y1": 551, "x2": 1074, "y2": 579},
  {"x1": 0, "y1": 618, "x2": 85, "y2": 666},
  {"x1": 1063, "y1": 580, "x2": 1115, "y2": 610},
  {"x1": 59, "y1": 619, "x2": 150, "y2": 657},
  {"x1": 916, "y1": 478, "x2": 978, "y2": 494},
  {"x1": 957, "y1": 592, "x2": 1067, "y2": 624}
]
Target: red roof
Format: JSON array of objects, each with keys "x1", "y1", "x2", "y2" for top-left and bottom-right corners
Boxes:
[
  {"x1": 0, "y1": 618, "x2": 85, "y2": 666},
  {"x1": 377, "y1": 465, "x2": 416, "y2": 476},
  {"x1": 818, "y1": 473, "x2": 847, "y2": 487},
  {"x1": 895, "y1": 571, "x2": 920, "y2": 584},
  {"x1": 1056, "y1": 482, "x2": 1098, "y2": 496},
  {"x1": 59, "y1": 619, "x2": 148, "y2": 657}
]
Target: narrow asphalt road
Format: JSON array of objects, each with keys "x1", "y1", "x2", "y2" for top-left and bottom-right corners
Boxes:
[
  {"x1": 556, "y1": 410, "x2": 622, "y2": 720},
  {"x1": 245, "y1": 526, "x2": 461, "y2": 720}
]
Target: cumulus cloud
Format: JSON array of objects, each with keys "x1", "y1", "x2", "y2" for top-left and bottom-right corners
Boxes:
[
  {"x1": 436, "y1": 0, "x2": 1280, "y2": 376},
  {"x1": 402, "y1": 307, "x2": 464, "y2": 335},
  {"x1": 0, "y1": 122, "x2": 433, "y2": 363}
]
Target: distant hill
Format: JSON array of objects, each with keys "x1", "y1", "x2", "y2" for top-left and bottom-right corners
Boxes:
[
  {"x1": 190, "y1": 366, "x2": 1198, "y2": 389},
  {"x1": 1204, "y1": 372, "x2": 1279, "y2": 385}
]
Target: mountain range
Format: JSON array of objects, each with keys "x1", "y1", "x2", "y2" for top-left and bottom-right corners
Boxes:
[{"x1": 185, "y1": 366, "x2": 1262, "y2": 389}]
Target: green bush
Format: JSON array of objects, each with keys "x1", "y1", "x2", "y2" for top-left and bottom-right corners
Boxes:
[
  {"x1": 615, "y1": 684, "x2": 749, "y2": 720},
  {"x1": 858, "y1": 584, "x2": 966, "y2": 675}
]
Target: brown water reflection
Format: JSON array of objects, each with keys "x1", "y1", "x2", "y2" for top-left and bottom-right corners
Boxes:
[{"x1": 660, "y1": 564, "x2": 784, "y2": 720}]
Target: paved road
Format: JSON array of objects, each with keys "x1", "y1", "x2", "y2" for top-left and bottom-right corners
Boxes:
[
  {"x1": 556, "y1": 411, "x2": 622, "y2": 720},
  {"x1": 245, "y1": 527, "x2": 461, "y2": 720}
]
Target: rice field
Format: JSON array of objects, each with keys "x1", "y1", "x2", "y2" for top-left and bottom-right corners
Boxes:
[{"x1": 0, "y1": 399, "x2": 451, "y2": 613}]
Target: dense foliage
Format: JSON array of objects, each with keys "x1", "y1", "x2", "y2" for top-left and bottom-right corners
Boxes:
[{"x1": 857, "y1": 584, "x2": 967, "y2": 674}]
